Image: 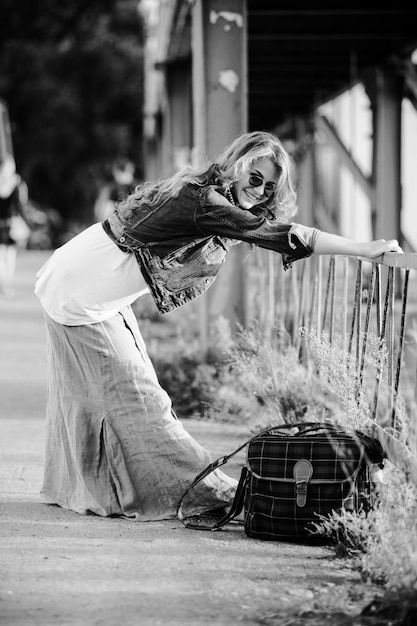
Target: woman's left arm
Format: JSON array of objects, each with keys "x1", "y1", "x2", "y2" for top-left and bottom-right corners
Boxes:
[{"x1": 313, "y1": 231, "x2": 403, "y2": 259}]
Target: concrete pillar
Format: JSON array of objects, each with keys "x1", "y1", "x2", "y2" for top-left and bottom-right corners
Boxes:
[
  {"x1": 191, "y1": 0, "x2": 248, "y2": 347},
  {"x1": 167, "y1": 60, "x2": 193, "y2": 173},
  {"x1": 371, "y1": 66, "x2": 403, "y2": 242},
  {"x1": 294, "y1": 117, "x2": 315, "y2": 227},
  {"x1": 192, "y1": 0, "x2": 247, "y2": 161}
]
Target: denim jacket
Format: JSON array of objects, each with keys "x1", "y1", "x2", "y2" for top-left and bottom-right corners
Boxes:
[{"x1": 103, "y1": 178, "x2": 319, "y2": 314}]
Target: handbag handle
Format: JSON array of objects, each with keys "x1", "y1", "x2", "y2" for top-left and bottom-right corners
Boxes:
[
  {"x1": 266, "y1": 422, "x2": 385, "y2": 465},
  {"x1": 265, "y1": 421, "x2": 351, "y2": 437}
]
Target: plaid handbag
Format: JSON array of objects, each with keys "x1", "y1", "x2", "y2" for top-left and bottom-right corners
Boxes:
[{"x1": 178, "y1": 422, "x2": 385, "y2": 543}]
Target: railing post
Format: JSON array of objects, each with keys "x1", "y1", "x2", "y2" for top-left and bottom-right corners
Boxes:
[
  {"x1": 341, "y1": 257, "x2": 349, "y2": 352},
  {"x1": 392, "y1": 268, "x2": 410, "y2": 428}
]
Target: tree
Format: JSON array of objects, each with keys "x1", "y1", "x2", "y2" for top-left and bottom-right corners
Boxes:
[{"x1": 0, "y1": 0, "x2": 144, "y2": 225}]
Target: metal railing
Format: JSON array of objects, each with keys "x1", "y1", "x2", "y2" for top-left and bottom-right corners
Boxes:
[{"x1": 249, "y1": 249, "x2": 417, "y2": 430}]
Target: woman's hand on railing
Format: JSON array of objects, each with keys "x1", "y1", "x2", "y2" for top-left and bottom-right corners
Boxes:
[{"x1": 361, "y1": 239, "x2": 404, "y2": 259}]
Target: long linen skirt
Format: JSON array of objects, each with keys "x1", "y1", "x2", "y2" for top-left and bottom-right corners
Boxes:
[{"x1": 41, "y1": 306, "x2": 237, "y2": 520}]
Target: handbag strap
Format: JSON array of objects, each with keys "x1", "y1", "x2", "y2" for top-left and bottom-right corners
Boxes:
[
  {"x1": 180, "y1": 466, "x2": 248, "y2": 531},
  {"x1": 176, "y1": 430, "x2": 263, "y2": 523}
]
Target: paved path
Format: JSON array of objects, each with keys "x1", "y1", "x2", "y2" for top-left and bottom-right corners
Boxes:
[{"x1": 0, "y1": 249, "x2": 380, "y2": 626}]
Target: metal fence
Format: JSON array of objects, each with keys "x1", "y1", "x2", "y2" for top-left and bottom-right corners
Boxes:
[{"x1": 249, "y1": 250, "x2": 417, "y2": 430}]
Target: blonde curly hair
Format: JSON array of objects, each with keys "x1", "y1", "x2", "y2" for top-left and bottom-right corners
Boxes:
[{"x1": 121, "y1": 131, "x2": 298, "y2": 223}]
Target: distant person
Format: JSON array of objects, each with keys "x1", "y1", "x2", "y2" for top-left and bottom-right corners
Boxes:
[
  {"x1": 34, "y1": 130, "x2": 402, "y2": 522},
  {"x1": 0, "y1": 155, "x2": 28, "y2": 298},
  {"x1": 94, "y1": 157, "x2": 137, "y2": 222},
  {"x1": 109, "y1": 157, "x2": 136, "y2": 202}
]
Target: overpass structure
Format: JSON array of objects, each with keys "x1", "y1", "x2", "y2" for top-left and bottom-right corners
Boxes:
[{"x1": 139, "y1": 1, "x2": 417, "y2": 331}]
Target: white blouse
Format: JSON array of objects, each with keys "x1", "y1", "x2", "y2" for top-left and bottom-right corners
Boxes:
[{"x1": 34, "y1": 223, "x2": 150, "y2": 325}]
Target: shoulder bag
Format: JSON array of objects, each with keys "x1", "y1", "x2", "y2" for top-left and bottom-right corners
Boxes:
[{"x1": 177, "y1": 421, "x2": 385, "y2": 543}]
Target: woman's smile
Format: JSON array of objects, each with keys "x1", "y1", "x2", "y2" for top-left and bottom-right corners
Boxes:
[{"x1": 233, "y1": 157, "x2": 279, "y2": 209}]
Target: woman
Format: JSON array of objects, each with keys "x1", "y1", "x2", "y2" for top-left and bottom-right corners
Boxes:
[
  {"x1": 35, "y1": 131, "x2": 402, "y2": 521},
  {"x1": 0, "y1": 155, "x2": 27, "y2": 298}
]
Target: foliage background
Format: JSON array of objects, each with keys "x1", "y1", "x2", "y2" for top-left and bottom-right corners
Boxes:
[{"x1": 0, "y1": 0, "x2": 144, "y2": 227}]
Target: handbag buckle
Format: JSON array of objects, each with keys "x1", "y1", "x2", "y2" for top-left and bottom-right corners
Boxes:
[{"x1": 293, "y1": 459, "x2": 313, "y2": 507}]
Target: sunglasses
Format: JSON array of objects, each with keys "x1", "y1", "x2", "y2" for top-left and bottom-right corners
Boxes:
[{"x1": 248, "y1": 173, "x2": 276, "y2": 198}]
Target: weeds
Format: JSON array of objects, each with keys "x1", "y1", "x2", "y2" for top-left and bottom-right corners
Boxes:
[
  {"x1": 299, "y1": 328, "x2": 417, "y2": 593},
  {"x1": 206, "y1": 320, "x2": 339, "y2": 429}
]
